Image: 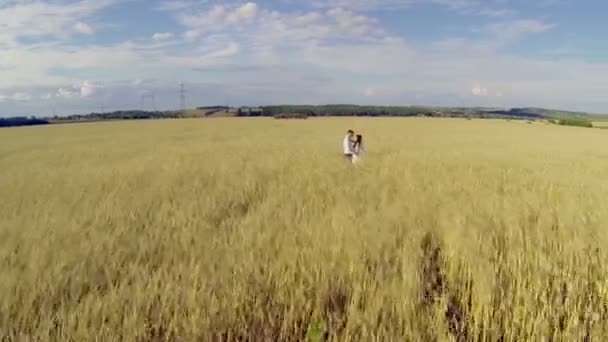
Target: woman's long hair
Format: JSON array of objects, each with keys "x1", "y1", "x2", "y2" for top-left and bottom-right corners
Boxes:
[{"x1": 354, "y1": 135, "x2": 363, "y2": 149}]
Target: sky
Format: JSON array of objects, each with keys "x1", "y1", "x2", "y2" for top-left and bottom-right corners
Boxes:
[{"x1": 1, "y1": 0, "x2": 608, "y2": 116}]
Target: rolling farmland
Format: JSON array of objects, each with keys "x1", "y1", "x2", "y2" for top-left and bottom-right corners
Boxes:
[{"x1": 2, "y1": 118, "x2": 608, "y2": 340}]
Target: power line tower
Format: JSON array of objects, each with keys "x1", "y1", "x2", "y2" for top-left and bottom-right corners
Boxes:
[{"x1": 179, "y1": 82, "x2": 186, "y2": 110}]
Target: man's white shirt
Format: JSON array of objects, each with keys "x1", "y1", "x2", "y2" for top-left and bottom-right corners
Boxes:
[{"x1": 343, "y1": 135, "x2": 354, "y2": 154}]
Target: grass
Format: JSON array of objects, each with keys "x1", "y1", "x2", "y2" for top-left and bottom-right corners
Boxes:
[
  {"x1": 274, "y1": 113, "x2": 309, "y2": 120},
  {"x1": 551, "y1": 118, "x2": 593, "y2": 128},
  {"x1": 592, "y1": 121, "x2": 608, "y2": 129},
  {"x1": 177, "y1": 108, "x2": 237, "y2": 118},
  {"x1": 2, "y1": 117, "x2": 608, "y2": 340}
]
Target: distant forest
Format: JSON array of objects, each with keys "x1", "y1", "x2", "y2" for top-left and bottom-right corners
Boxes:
[
  {"x1": 0, "y1": 105, "x2": 597, "y2": 128},
  {"x1": 0, "y1": 117, "x2": 49, "y2": 128},
  {"x1": 56, "y1": 110, "x2": 183, "y2": 121},
  {"x1": 254, "y1": 105, "x2": 547, "y2": 119}
]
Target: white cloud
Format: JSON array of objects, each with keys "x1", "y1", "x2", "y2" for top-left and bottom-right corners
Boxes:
[
  {"x1": 0, "y1": 0, "x2": 119, "y2": 44},
  {"x1": 11, "y1": 92, "x2": 32, "y2": 102},
  {"x1": 164, "y1": 39, "x2": 241, "y2": 67},
  {"x1": 184, "y1": 30, "x2": 200, "y2": 39},
  {"x1": 298, "y1": 38, "x2": 415, "y2": 73},
  {"x1": 57, "y1": 87, "x2": 78, "y2": 99},
  {"x1": 476, "y1": 8, "x2": 516, "y2": 17},
  {"x1": 80, "y1": 80, "x2": 97, "y2": 97},
  {"x1": 232, "y1": 2, "x2": 258, "y2": 22},
  {"x1": 327, "y1": 8, "x2": 381, "y2": 36},
  {"x1": 228, "y1": 6, "x2": 386, "y2": 57},
  {"x1": 476, "y1": 19, "x2": 554, "y2": 41},
  {"x1": 364, "y1": 86, "x2": 377, "y2": 97},
  {"x1": 179, "y1": 2, "x2": 258, "y2": 33},
  {"x1": 74, "y1": 21, "x2": 94, "y2": 34},
  {"x1": 429, "y1": 19, "x2": 554, "y2": 54},
  {"x1": 471, "y1": 85, "x2": 488, "y2": 96},
  {"x1": 205, "y1": 42, "x2": 240, "y2": 58},
  {"x1": 311, "y1": 0, "x2": 478, "y2": 11},
  {"x1": 182, "y1": 2, "x2": 380, "y2": 46},
  {"x1": 152, "y1": 32, "x2": 174, "y2": 40},
  {"x1": 156, "y1": 0, "x2": 199, "y2": 11},
  {"x1": 471, "y1": 85, "x2": 504, "y2": 98},
  {"x1": 177, "y1": 2, "x2": 384, "y2": 49},
  {"x1": 54, "y1": 81, "x2": 101, "y2": 99},
  {"x1": 309, "y1": 0, "x2": 517, "y2": 20},
  {"x1": 0, "y1": 92, "x2": 32, "y2": 102},
  {"x1": 0, "y1": 43, "x2": 146, "y2": 88}
]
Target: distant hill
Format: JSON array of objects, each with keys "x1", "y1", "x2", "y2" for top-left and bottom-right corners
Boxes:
[
  {"x1": 254, "y1": 105, "x2": 606, "y2": 120},
  {"x1": 179, "y1": 107, "x2": 237, "y2": 118},
  {"x1": 46, "y1": 108, "x2": 237, "y2": 123},
  {"x1": 0, "y1": 117, "x2": 49, "y2": 127},
  {"x1": 2, "y1": 105, "x2": 606, "y2": 128},
  {"x1": 511, "y1": 107, "x2": 597, "y2": 120}
]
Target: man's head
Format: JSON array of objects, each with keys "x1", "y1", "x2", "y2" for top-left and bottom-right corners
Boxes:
[{"x1": 347, "y1": 130, "x2": 354, "y2": 137}]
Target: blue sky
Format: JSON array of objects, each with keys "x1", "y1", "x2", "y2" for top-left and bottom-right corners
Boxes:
[{"x1": 1, "y1": 0, "x2": 608, "y2": 116}]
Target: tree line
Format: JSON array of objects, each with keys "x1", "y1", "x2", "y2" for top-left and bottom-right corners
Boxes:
[
  {"x1": 56, "y1": 110, "x2": 182, "y2": 121},
  {"x1": 246, "y1": 105, "x2": 548, "y2": 119},
  {"x1": 256, "y1": 105, "x2": 436, "y2": 117},
  {"x1": 0, "y1": 117, "x2": 49, "y2": 128},
  {"x1": 1, "y1": 111, "x2": 180, "y2": 128},
  {"x1": 1, "y1": 105, "x2": 590, "y2": 128}
]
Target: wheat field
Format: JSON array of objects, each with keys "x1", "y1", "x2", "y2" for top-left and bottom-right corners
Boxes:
[{"x1": 2, "y1": 117, "x2": 608, "y2": 341}]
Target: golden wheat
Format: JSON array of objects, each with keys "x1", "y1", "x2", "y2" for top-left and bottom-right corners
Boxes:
[{"x1": 1, "y1": 118, "x2": 608, "y2": 341}]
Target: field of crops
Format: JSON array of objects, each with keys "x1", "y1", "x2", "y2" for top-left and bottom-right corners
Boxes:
[{"x1": 2, "y1": 118, "x2": 608, "y2": 341}]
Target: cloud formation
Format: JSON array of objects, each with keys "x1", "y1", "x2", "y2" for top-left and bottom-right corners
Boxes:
[
  {"x1": 0, "y1": 0, "x2": 119, "y2": 45},
  {"x1": 311, "y1": 0, "x2": 477, "y2": 11},
  {"x1": 152, "y1": 32, "x2": 174, "y2": 40},
  {"x1": 2, "y1": 0, "x2": 608, "y2": 116},
  {"x1": 0, "y1": 92, "x2": 32, "y2": 102},
  {"x1": 179, "y1": 2, "x2": 259, "y2": 38},
  {"x1": 74, "y1": 21, "x2": 94, "y2": 34}
]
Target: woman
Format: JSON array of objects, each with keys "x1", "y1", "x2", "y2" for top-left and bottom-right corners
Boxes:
[{"x1": 352, "y1": 134, "x2": 365, "y2": 164}]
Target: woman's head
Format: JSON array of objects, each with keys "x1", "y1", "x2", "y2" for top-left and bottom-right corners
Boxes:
[{"x1": 355, "y1": 134, "x2": 363, "y2": 144}]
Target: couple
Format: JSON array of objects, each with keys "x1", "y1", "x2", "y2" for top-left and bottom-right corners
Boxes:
[{"x1": 343, "y1": 129, "x2": 365, "y2": 164}]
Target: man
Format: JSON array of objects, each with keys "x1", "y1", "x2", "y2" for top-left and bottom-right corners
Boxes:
[{"x1": 343, "y1": 129, "x2": 355, "y2": 161}]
